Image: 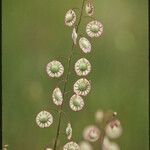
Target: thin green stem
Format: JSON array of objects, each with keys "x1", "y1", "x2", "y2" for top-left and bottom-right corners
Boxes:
[
  {"x1": 82, "y1": 15, "x2": 96, "y2": 20},
  {"x1": 61, "y1": 110, "x2": 71, "y2": 123},
  {"x1": 53, "y1": 0, "x2": 86, "y2": 149}
]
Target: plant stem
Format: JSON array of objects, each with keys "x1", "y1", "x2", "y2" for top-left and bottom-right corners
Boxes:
[{"x1": 53, "y1": 0, "x2": 85, "y2": 149}]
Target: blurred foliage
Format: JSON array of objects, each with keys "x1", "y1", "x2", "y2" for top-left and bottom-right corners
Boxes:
[{"x1": 2, "y1": 0, "x2": 148, "y2": 149}]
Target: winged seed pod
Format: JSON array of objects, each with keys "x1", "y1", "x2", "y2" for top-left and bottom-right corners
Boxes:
[
  {"x1": 65, "y1": 9, "x2": 76, "y2": 27},
  {"x1": 74, "y1": 78, "x2": 91, "y2": 96},
  {"x1": 102, "y1": 137, "x2": 120, "y2": 150},
  {"x1": 52, "y1": 87, "x2": 63, "y2": 106},
  {"x1": 69, "y1": 94, "x2": 85, "y2": 111},
  {"x1": 105, "y1": 119, "x2": 122, "y2": 139},
  {"x1": 72, "y1": 28, "x2": 78, "y2": 45},
  {"x1": 46, "y1": 60, "x2": 64, "y2": 78},
  {"x1": 75, "y1": 58, "x2": 91, "y2": 76},
  {"x1": 79, "y1": 37, "x2": 91, "y2": 53},
  {"x1": 36, "y1": 111, "x2": 53, "y2": 128},
  {"x1": 66, "y1": 123, "x2": 72, "y2": 140},
  {"x1": 63, "y1": 141, "x2": 80, "y2": 150},
  {"x1": 85, "y1": 0, "x2": 94, "y2": 16},
  {"x1": 79, "y1": 141, "x2": 93, "y2": 150},
  {"x1": 86, "y1": 20, "x2": 103, "y2": 38}
]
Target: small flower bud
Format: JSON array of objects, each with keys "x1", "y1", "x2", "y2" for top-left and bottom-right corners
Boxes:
[
  {"x1": 113, "y1": 112, "x2": 117, "y2": 116},
  {"x1": 72, "y1": 28, "x2": 78, "y2": 45},
  {"x1": 66, "y1": 123, "x2": 72, "y2": 140}
]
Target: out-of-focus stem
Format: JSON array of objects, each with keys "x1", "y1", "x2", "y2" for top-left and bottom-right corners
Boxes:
[{"x1": 53, "y1": 0, "x2": 86, "y2": 150}]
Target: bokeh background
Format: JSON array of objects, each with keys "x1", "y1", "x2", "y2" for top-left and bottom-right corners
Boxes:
[{"x1": 2, "y1": 0, "x2": 149, "y2": 149}]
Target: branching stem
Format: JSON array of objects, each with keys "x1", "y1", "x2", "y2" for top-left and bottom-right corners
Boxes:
[{"x1": 53, "y1": 0, "x2": 86, "y2": 149}]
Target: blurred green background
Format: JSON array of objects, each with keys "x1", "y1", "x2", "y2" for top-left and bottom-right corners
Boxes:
[{"x1": 2, "y1": 0, "x2": 149, "y2": 149}]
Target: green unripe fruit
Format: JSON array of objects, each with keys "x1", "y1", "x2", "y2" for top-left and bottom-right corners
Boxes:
[
  {"x1": 39, "y1": 117, "x2": 48, "y2": 124},
  {"x1": 50, "y1": 65, "x2": 59, "y2": 73},
  {"x1": 73, "y1": 98, "x2": 81, "y2": 107},
  {"x1": 79, "y1": 62, "x2": 87, "y2": 71},
  {"x1": 91, "y1": 25, "x2": 99, "y2": 33},
  {"x1": 78, "y1": 82, "x2": 87, "y2": 91}
]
